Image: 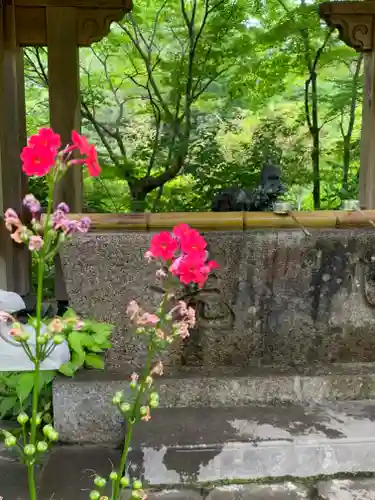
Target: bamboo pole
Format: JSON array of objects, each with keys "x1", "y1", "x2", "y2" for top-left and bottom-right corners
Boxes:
[{"x1": 32, "y1": 210, "x2": 375, "y2": 231}]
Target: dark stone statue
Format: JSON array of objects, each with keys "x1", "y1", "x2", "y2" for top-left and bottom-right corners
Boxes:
[{"x1": 212, "y1": 164, "x2": 286, "y2": 212}]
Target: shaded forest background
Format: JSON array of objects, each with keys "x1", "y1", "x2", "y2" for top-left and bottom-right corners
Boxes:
[{"x1": 24, "y1": 0, "x2": 363, "y2": 213}]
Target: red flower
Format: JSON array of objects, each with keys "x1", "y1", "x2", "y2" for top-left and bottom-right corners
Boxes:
[
  {"x1": 21, "y1": 144, "x2": 57, "y2": 177},
  {"x1": 173, "y1": 223, "x2": 193, "y2": 240},
  {"x1": 72, "y1": 130, "x2": 91, "y2": 155},
  {"x1": 149, "y1": 232, "x2": 179, "y2": 260},
  {"x1": 71, "y1": 131, "x2": 101, "y2": 177},
  {"x1": 179, "y1": 229, "x2": 207, "y2": 257},
  {"x1": 28, "y1": 127, "x2": 61, "y2": 151}
]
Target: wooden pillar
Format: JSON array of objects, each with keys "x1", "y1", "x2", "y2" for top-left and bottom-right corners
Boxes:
[
  {"x1": 47, "y1": 7, "x2": 82, "y2": 302},
  {"x1": 0, "y1": 2, "x2": 30, "y2": 294},
  {"x1": 359, "y1": 53, "x2": 375, "y2": 208}
]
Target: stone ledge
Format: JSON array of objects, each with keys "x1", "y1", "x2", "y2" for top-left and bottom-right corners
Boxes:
[
  {"x1": 54, "y1": 367, "x2": 375, "y2": 443},
  {"x1": 317, "y1": 478, "x2": 375, "y2": 499},
  {"x1": 206, "y1": 484, "x2": 310, "y2": 500}
]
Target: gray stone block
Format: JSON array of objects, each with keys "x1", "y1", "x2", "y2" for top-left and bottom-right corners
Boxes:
[
  {"x1": 147, "y1": 490, "x2": 202, "y2": 500},
  {"x1": 206, "y1": 484, "x2": 309, "y2": 500},
  {"x1": 60, "y1": 228, "x2": 375, "y2": 369},
  {"x1": 317, "y1": 479, "x2": 375, "y2": 499}
]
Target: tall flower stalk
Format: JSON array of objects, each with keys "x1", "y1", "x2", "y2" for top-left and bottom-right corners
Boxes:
[
  {"x1": 0, "y1": 128, "x2": 218, "y2": 500},
  {"x1": 1, "y1": 127, "x2": 100, "y2": 500}
]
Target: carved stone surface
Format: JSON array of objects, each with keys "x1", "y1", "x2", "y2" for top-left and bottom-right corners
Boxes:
[
  {"x1": 60, "y1": 228, "x2": 375, "y2": 369},
  {"x1": 319, "y1": 2, "x2": 375, "y2": 52}
]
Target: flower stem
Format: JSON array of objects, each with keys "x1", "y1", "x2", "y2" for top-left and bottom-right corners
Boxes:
[
  {"x1": 28, "y1": 463, "x2": 37, "y2": 500},
  {"x1": 112, "y1": 346, "x2": 155, "y2": 500},
  {"x1": 28, "y1": 179, "x2": 54, "y2": 500}
]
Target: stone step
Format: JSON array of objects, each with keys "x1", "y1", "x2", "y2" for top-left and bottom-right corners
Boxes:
[
  {"x1": 52, "y1": 396, "x2": 375, "y2": 483},
  {"x1": 54, "y1": 364, "x2": 375, "y2": 443}
]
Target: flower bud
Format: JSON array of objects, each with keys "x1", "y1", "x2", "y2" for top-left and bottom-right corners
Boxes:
[
  {"x1": 35, "y1": 414, "x2": 42, "y2": 426},
  {"x1": 52, "y1": 334, "x2": 64, "y2": 345},
  {"x1": 132, "y1": 480, "x2": 143, "y2": 490},
  {"x1": 112, "y1": 392, "x2": 123, "y2": 405},
  {"x1": 150, "y1": 399, "x2": 159, "y2": 409},
  {"x1": 5, "y1": 435, "x2": 17, "y2": 447},
  {"x1": 37, "y1": 335, "x2": 48, "y2": 345},
  {"x1": 120, "y1": 476, "x2": 130, "y2": 488},
  {"x1": 17, "y1": 412, "x2": 29, "y2": 425},
  {"x1": 24, "y1": 444, "x2": 36, "y2": 456},
  {"x1": 48, "y1": 430, "x2": 59, "y2": 442},
  {"x1": 149, "y1": 392, "x2": 159, "y2": 401},
  {"x1": 42, "y1": 424, "x2": 53, "y2": 436},
  {"x1": 89, "y1": 491, "x2": 101, "y2": 500},
  {"x1": 37, "y1": 441, "x2": 48, "y2": 453},
  {"x1": 132, "y1": 491, "x2": 144, "y2": 499},
  {"x1": 130, "y1": 380, "x2": 137, "y2": 389},
  {"x1": 136, "y1": 327, "x2": 146, "y2": 335},
  {"x1": 109, "y1": 471, "x2": 118, "y2": 481},
  {"x1": 139, "y1": 406, "x2": 148, "y2": 417},
  {"x1": 120, "y1": 402, "x2": 131, "y2": 414},
  {"x1": 94, "y1": 476, "x2": 106, "y2": 488}
]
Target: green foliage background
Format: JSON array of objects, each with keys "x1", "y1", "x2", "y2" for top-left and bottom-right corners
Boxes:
[{"x1": 24, "y1": 0, "x2": 363, "y2": 211}]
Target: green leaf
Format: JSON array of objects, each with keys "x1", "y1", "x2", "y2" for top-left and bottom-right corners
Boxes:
[
  {"x1": 16, "y1": 372, "x2": 35, "y2": 403},
  {"x1": 58, "y1": 362, "x2": 76, "y2": 377},
  {"x1": 38, "y1": 371, "x2": 55, "y2": 391},
  {"x1": 0, "y1": 396, "x2": 18, "y2": 417},
  {"x1": 68, "y1": 331, "x2": 86, "y2": 363},
  {"x1": 84, "y1": 354, "x2": 105, "y2": 370}
]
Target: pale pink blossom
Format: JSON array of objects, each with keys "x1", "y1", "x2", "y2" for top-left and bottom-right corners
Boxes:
[
  {"x1": 0, "y1": 311, "x2": 14, "y2": 323},
  {"x1": 4, "y1": 208, "x2": 21, "y2": 232},
  {"x1": 144, "y1": 251, "x2": 154, "y2": 262},
  {"x1": 126, "y1": 300, "x2": 140, "y2": 320},
  {"x1": 156, "y1": 269, "x2": 167, "y2": 279},
  {"x1": 74, "y1": 320, "x2": 85, "y2": 330},
  {"x1": 150, "y1": 361, "x2": 163, "y2": 376},
  {"x1": 131, "y1": 372, "x2": 139, "y2": 384},
  {"x1": 155, "y1": 329, "x2": 165, "y2": 340},
  {"x1": 141, "y1": 405, "x2": 151, "y2": 422},
  {"x1": 28, "y1": 235, "x2": 44, "y2": 251},
  {"x1": 175, "y1": 321, "x2": 190, "y2": 339},
  {"x1": 11, "y1": 226, "x2": 27, "y2": 244},
  {"x1": 137, "y1": 313, "x2": 159, "y2": 326},
  {"x1": 186, "y1": 307, "x2": 196, "y2": 328},
  {"x1": 23, "y1": 194, "x2": 41, "y2": 214},
  {"x1": 49, "y1": 318, "x2": 64, "y2": 333}
]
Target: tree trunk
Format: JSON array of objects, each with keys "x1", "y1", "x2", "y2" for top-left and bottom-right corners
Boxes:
[
  {"x1": 311, "y1": 72, "x2": 320, "y2": 209},
  {"x1": 130, "y1": 185, "x2": 148, "y2": 213},
  {"x1": 342, "y1": 135, "x2": 350, "y2": 193}
]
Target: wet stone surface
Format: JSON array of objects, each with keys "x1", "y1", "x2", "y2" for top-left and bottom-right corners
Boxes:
[
  {"x1": 317, "y1": 479, "x2": 375, "y2": 499},
  {"x1": 206, "y1": 484, "x2": 310, "y2": 499}
]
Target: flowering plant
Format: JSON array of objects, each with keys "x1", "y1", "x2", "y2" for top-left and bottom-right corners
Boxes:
[{"x1": 0, "y1": 127, "x2": 218, "y2": 500}]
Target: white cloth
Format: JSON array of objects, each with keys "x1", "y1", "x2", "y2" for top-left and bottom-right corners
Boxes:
[
  {"x1": 0, "y1": 289, "x2": 26, "y2": 313},
  {"x1": 0, "y1": 322, "x2": 71, "y2": 372}
]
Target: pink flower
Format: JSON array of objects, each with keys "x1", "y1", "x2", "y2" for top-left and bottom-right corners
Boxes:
[
  {"x1": 76, "y1": 217, "x2": 91, "y2": 233},
  {"x1": 186, "y1": 307, "x2": 196, "y2": 327},
  {"x1": 179, "y1": 229, "x2": 207, "y2": 257},
  {"x1": 28, "y1": 235, "x2": 44, "y2": 251},
  {"x1": 57, "y1": 202, "x2": 70, "y2": 214},
  {"x1": 21, "y1": 129, "x2": 61, "y2": 177},
  {"x1": 173, "y1": 223, "x2": 194, "y2": 240},
  {"x1": 71, "y1": 131, "x2": 101, "y2": 177},
  {"x1": 131, "y1": 372, "x2": 139, "y2": 384},
  {"x1": 23, "y1": 194, "x2": 41, "y2": 214},
  {"x1": 149, "y1": 232, "x2": 179, "y2": 260},
  {"x1": 28, "y1": 127, "x2": 61, "y2": 152},
  {"x1": 74, "y1": 320, "x2": 85, "y2": 330},
  {"x1": 137, "y1": 313, "x2": 159, "y2": 326},
  {"x1": 170, "y1": 253, "x2": 219, "y2": 288},
  {"x1": 4, "y1": 209, "x2": 21, "y2": 232}
]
